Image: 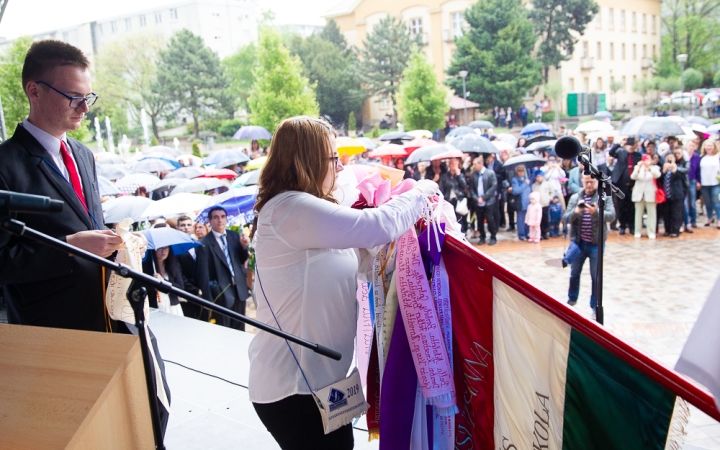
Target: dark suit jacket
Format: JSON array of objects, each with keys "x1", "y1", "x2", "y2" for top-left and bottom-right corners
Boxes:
[
  {"x1": 660, "y1": 159, "x2": 689, "y2": 200},
  {"x1": 198, "y1": 230, "x2": 250, "y2": 310},
  {"x1": 141, "y1": 252, "x2": 186, "y2": 307},
  {"x1": 177, "y1": 245, "x2": 208, "y2": 297},
  {"x1": 468, "y1": 169, "x2": 498, "y2": 207},
  {"x1": 0, "y1": 124, "x2": 109, "y2": 332},
  {"x1": 608, "y1": 144, "x2": 642, "y2": 186}
]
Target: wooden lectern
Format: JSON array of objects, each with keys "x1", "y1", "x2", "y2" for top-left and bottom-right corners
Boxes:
[{"x1": 0, "y1": 324, "x2": 154, "y2": 449}]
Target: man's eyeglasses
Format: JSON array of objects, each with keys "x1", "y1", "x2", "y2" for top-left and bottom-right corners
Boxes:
[{"x1": 36, "y1": 81, "x2": 98, "y2": 108}]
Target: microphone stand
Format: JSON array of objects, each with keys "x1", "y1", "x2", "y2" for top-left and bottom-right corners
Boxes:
[
  {"x1": 579, "y1": 154, "x2": 624, "y2": 325},
  {"x1": 0, "y1": 216, "x2": 343, "y2": 450}
]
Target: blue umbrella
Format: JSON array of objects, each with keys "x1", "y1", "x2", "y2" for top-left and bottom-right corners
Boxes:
[
  {"x1": 232, "y1": 125, "x2": 272, "y2": 140},
  {"x1": 520, "y1": 123, "x2": 551, "y2": 135},
  {"x1": 594, "y1": 111, "x2": 613, "y2": 119},
  {"x1": 204, "y1": 149, "x2": 250, "y2": 166},
  {"x1": 197, "y1": 186, "x2": 258, "y2": 226},
  {"x1": 446, "y1": 126, "x2": 475, "y2": 139},
  {"x1": 140, "y1": 227, "x2": 202, "y2": 256},
  {"x1": 139, "y1": 156, "x2": 182, "y2": 169}
]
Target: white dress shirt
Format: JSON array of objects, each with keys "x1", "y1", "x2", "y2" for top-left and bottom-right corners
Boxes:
[
  {"x1": 23, "y1": 117, "x2": 82, "y2": 188},
  {"x1": 248, "y1": 190, "x2": 425, "y2": 403}
]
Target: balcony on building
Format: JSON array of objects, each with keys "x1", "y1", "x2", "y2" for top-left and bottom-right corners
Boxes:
[{"x1": 581, "y1": 58, "x2": 595, "y2": 70}]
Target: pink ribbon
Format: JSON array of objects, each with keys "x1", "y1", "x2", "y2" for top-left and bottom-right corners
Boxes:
[{"x1": 357, "y1": 173, "x2": 416, "y2": 207}]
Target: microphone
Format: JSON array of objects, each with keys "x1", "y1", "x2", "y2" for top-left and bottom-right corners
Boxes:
[
  {"x1": 554, "y1": 136, "x2": 589, "y2": 160},
  {"x1": 0, "y1": 190, "x2": 64, "y2": 214}
]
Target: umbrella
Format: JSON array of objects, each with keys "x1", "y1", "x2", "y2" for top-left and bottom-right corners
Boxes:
[
  {"x1": 502, "y1": 154, "x2": 547, "y2": 172},
  {"x1": 102, "y1": 196, "x2": 153, "y2": 223},
  {"x1": 143, "y1": 145, "x2": 181, "y2": 157},
  {"x1": 114, "y1": 173, "x2": 161, "y2": 194},
  {"x1": 141, "y1": 193, "x2": 211, "y2": 219},
  {"x1": 336, "y1": 137, "x2": 367, "y2": 156},
  {"x1": 492, "y1": 141, "x2": 515, "y2": 152},
  {"x1": 204, "y1": 149, "x2": 249, "y2": 166},
  {"x1": 176, "y1": 154, "x2": 203, "y2": 167},
  {"x1": 166, "y1": 167, "x2": 204, "y2": 179},
  {"x1": 97, "y1": 176, "x2": 120, "y2": 197},
  {"x1": 97, "y1": 164, "x2": 131, "y2": 180},
  {"x1": 449, "y1": 134, "x2": 497, "y2": 154},
  {"x1": 139, "y1": 227, "x2": 202, "y2": 255},
  {"x1": 404, "y1": 138, "x2": 437, "y2": 154},
  {"x1": 95, "y1": 153, "x2": 126, "y2": 164},
  {"x1": 686, "y1": 116, "x2": 712, "y2": 127},
  {"x1": 405, "y1": 143, "x2": 460, "y2": 164},
  {"x1": 355, "y1": 137, "x2": 377, "y2": 150},
  {"x1": 150, "y1": 178, "x2": 188, "y2": 192},
  {"x1": 197, "y1": 186, "x2": 259, "y2": 226},
  {"x1": 368, "y1": 144, "x2": 407, "y2": 158},
  {"x1": 215, "y1": 157, "x2": 250, "y2": 169},
  {"x1": 520, "y1": 123, "x2": 551, "y2": 135},
  {"x1": 379, "y1": 131, "x2": 414, "y2": 141},
  {"x1": 246, "y1": 156, "x2": 267, "y2": 171},
  {"x1": 170, "y1": 177, "x2": 229, "y2": 195},
  {"x1": 524, "y1": 134, "x2": 557, "y2": 147},
  {"x1": 407, "y1": 130, "x2": 433, "y2": 139},
  {"x1": 575, "y1": 120, "x2": 614, "y2": 134},
  {"x1": 666, "y1": 115, "x2": 690, "y2": 127},
  {"x1": 232, "y1": 125, "x2": 272, "y2": 140},
  {"x1": 619, "y1": 116, "x2": 684, "y2": 137},
  {"x1": 231, "y1": 169, "x2": 261, "y2": 187},
  {"x1": 430, "y1": 149, "x2": 465, "y2": 161},
  {"x1": 495, "y1": 133, "x2": 519, "y2": 146},
  {"x1": 446, "y1": 126, "x2": 475, "y2": 139},
  {"x1": 594, "y1": 111, "x2": 613, "y2": 119},
  {"x1": 707, "y1": 123, "x2": 720, "y2": 134},
  {"x1": 526, "y1": 140, "x2": 558, "y2": 153},
  {"x1": 198, "y1": 168, "x2": 239, "y2": 180},
  {"x1": 468, "y1": 120, "x2": 494, "y2": 130},
  {"x1": 130, "y1": 158, "x2": 178, "y2": 173}
]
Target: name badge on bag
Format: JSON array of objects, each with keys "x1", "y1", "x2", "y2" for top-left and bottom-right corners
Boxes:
[{"x1": 312, "y1": 368, "x2": 369, "y2": 435}]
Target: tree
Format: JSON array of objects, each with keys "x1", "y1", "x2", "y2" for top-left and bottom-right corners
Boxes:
[
  {"x1": 530, "y1": 0, "x2": 599, "y2": 83},
  {"x1": 713, "y1": 70, "x2": 720, "y2": 86},
  {"x1": 289, "y1": 22, "x2": 365, "y2": 127},
  {"x1": 682, "y1": 68, "x2": 703, "y2": 90},
  {"x1": 248, "y1": 29, "x2": 319, "y2": 132},
  {"x1": 222, "y1": 43, "x2": 258, "y2": 112},
  {"x1": 446, "y1": 0, "x2": 542, "y2": 112},
  {"x1": 348, "y1": 111, "x2": 356, "y2": 132},
  {"x1": 397, "y1": 53, "x2": 448, "y2": 131},
  {"x1": 361, "y1": 16, "x2": 421, "y2": 119},
  {"x1": 658, "y1": 0, "x2": 720, "y2": 77},
  {"x1": 0, "y1": 36, "x2": 33, "y2": 130},
  {"x1": 632, "y1": 78, "x2": 655, "y2": 107},
  {"x1": 320, "y1": 19, "x2": 348, "y2": 50},
  {"x1": 658, "y1": 77, "x2": 682, "y2": 94},
  {"x1": 155, "y1": 29, "x2": 232, "y2": 138}
]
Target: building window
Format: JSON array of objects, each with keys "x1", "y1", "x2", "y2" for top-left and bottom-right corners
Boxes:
[
  {"x1": 595, "y1": 12, "x2": 601, "y2": 29},
  {"x1": 596, "y1": 42, "x2": 601, "y2": 60},
  {"x1": 582, "y1": 41, "x2": 588, "y2": 58},
  {"x1": 622, "y1": 76, "x2": 626, "y2": 91},
  {"x1": 652, "y1": 44, "x2": 657, "y2": 56},
  {"x1": 139, "y1": 15, "x2": 146, "y2": 27},
  {"x1": 606, "y1": 8, "x2": 614, "y2": 30},
  {"x1": 609, "y1": 42, "x2": 614, "y2": 60},
  {"x1": 451, "y1": 12, "x2": 463, "y2": 37},
  {"x1": 642, "y1": 44, "x2": 647, "y2": 58},
  {"x1": 633, "y1": 44, "x2": 636, "y2": 60},
  {"x1": 597, "y1": 76, "x2": 603, "y2": 91},
  {"x1": 569, "y1": 78, "x2": 575, "y2": 91},
  {"x1": 380, "y1": 98, "x2": 389, "y2": 109},
  {"x1": 619, "y1": 10, "x2": 625, "y2": 31},
  {"x1": 97, "y1": 24, "x2": 103, "y2": 36},
  {"x1": 631, "y1": 12, "x2": 636, "y2": 32},
  {"x1": 110, "y1": 21, "x2": 117, "y2": 33},
  {"x1": 621, "y1": 43, "x2": 626, "y2": 60},
  {"x1": 62, "y1": 32, "x2": 69, "y2": 41},
  {"x1": 170, "y1": 8, "x2": 178, "y2": 21},
  {"x1": 125, "y1": 18, "x2": 132, "y2": 31},
  {"x1": 642, "y1": 14, "x2": 646, "y2": 33},
  {"x1": 409, "y1": 18, "x2": 422, "y2": 36},
  {"x1": 155, "y1": 12, "x2": 162, "y2": 24},
  {"x1": 652, "y1": 15, "x2": 656, "y2": 34},
  {"x1": 584, "y1": 77, "x2": 589, "y2": 92}
]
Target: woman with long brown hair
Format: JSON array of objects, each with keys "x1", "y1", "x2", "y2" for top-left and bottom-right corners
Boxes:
[{"x1": 248, "y1": 117, "x2": 437, "y2": 449}]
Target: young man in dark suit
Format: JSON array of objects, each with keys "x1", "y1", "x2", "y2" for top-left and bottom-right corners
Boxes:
[
  {"x1": 199, "y1": 206, "x2": 251, "y2": 330},
  {"x1": 608, "y1": 137, "x2": 642, "y2": 235},
  {"x1": 468, "y1": 156, "x2": 499, "y2": 245},
  {"x1": 175, "y1": 215, "x2": 208, "y2": 320}
]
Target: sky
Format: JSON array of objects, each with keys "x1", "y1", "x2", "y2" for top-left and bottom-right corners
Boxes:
[{"x1": 0, "y1": 0, "x2": 341, "y2": 39}]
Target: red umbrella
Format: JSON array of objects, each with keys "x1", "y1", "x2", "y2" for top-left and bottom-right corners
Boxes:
[
  {"x1": 368, "y1": 144, "x2": 408, "y2": 158},
  {"x1": 404, "y1": 138, "x2": 437, "y2": 154},
  {"x1": 197, "y1": 168, "x2": 239, "y2": 180},
  {"x1": 430, "y1": 149, "x2": 465, "y2": 161}
]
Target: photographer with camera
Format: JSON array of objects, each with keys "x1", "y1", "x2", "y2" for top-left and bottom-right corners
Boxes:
[{"x1": 565, "y1": 174, "x2": 616, "y2": 315}]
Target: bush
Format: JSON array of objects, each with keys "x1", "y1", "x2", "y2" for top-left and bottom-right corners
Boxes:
[
  {"x1": 150, "y1": 134, "x2": 159, "y2": 146},
  {"x1": 219, "y1": 119, "x2": 244, "y2": 137},
  {"x1": 682, "y1": 68, "x2": 703, "y2": 91},
  {"x1": 191, "y1": 139, "x2": 202, "y2": 158},
  {"x1": 370, "y1": 125, "x2": 380, "y2": 138},
  {"x1": 541, "y1": 111, "x2": 555, "y2": 122},
  {"x1": 348, "y1": 112, "x2": 357, "y2": 132}
]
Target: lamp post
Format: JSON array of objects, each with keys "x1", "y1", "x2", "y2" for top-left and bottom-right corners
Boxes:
[
  {"x1": 677, "y1": 54, "x2": 688, "y2": 117},
  {"x1": 459, "y1": 70, "x2": 468, "y2": 125}
]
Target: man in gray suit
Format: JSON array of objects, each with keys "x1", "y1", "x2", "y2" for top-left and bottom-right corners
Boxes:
[{"x1": 468, "y1": 155, "x2": 499, "y2": 245}]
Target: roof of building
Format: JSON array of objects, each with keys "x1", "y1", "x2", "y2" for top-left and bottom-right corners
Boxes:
[
  {"x1": 449, "y1": 96, "x2": 480, "y2": 109},
  {"x1": 322, "y1": 0, "x2": 363, "y2": 18}
]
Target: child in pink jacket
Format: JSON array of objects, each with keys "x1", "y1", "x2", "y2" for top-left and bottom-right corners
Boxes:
[{"x1": 525, "y1": 191, "x2": 543, "y2": 242}]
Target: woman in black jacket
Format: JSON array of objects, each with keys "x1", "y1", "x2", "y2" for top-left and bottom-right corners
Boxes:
[
  {"x1": 660, "y1": 149, "x2": 688, "y2": 237},
  {"x1": 142, "y1": 245, "x2": 186, "y2": 315},
  {"x1": 439, "y1": 157, "x2": 469, "y2": 232}
]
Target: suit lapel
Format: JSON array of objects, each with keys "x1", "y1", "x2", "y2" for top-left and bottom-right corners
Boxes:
[{"x1": 208, "y1": 234, "x2": 230, "y2": 271}]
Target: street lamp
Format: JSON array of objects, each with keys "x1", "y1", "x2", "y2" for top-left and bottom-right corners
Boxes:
[
  {"x1": 459, "y1": 70, "x2": 469, "y2": 125},
  {"x1": 677, "y1": 54, "x2": 688, "y2": 117}
]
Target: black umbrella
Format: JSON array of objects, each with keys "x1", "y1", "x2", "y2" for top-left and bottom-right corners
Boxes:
[
  {"x1": 468, "y1": 120, "x2": 494, "y2": 130},
  {"x1": 523, "y1": 134, "x2": 557, "y2": 147},
  {"x1": 446, "y1": 126, "x2": 475, "y2": 139},
  {"x1": 449, "y1": 134, "x2": 498, "y2": 154},
  {"x1": 405, "y1": 143, "x2": 460, "y2": 164},
  {"x1": 619, "y1": 116, "x2": 684, "y2": 137},
  {"x1": 502, "y1": 154, "x2": 547, "y2": 173},
  {"x1": 379, "y1": 131, "x2": 414, "y2": 141}
]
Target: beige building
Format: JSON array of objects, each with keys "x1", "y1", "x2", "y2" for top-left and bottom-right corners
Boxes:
[{"x1": 324, "y1": 0, "x2": 661, "y2": 125}]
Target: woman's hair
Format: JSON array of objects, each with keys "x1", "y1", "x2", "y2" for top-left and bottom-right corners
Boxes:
[
  {"x1": 702, "y1": 139, "x2": 718, "y2": 156},
  {"x1": 515, "y1": 164, "x2": 526, "y2": 175},
  {"x1": 255, "y1": 116, "x2": 337, "y2": 213},
  {"x1": 153, "y1": 247, "x2": 181, "y2": 281}
]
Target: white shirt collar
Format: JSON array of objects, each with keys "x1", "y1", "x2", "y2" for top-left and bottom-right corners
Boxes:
[
  {"x1": 211, "y1": 229, "x2": 226, "y2": 239},
  {"x1": 23, "y1": 117, "x2": 67, "y2": 156}
]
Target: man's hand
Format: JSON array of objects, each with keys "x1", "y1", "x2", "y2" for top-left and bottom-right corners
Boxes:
[
  {"x1": 478, "y1": 197, "x2": 485, "y2": 206},
  {"x1": 586, "y1": 204, "x2": 598, "y2": 216},
  {"x1": 67, "y1": 230, "x2": 123, "y2": 258},
  {"x1": 240, "y1": 233, "x2": 250, "y2": 249}
]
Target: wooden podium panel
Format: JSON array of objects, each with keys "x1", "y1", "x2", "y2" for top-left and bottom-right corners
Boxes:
[{"x1": 0, "y1": 324, "x2": 153, "y2": 449}]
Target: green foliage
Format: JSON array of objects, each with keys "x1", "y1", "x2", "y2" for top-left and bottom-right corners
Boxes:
[
  {"x1": 348, "y1": 111, "x2": 356, "y2": 131},
  {"x1": 155, "y1": 29, "x2": 233, "y2": 138},
  {"x1": 544, "y1": 82, "x2": 564, "y2": 105},
  {"x1": 632, "y1": 78, "x2": 655, "y2": 105},
  {"x1": 0, "y1": 36, "x2": 33, "y2": 128},
  {"x1": 150, "y1": 134, "x2": 159, "y2": 146},
  {"x1": 682, "y1": 68, "x2": 704, "y2": 90},
  {"x1": 191, "y1": 139, "x2": 202, "y2": 157},
  {"x1": 529, "y1": 0, "x2": 599, "y2": 82},
  {"x1": 370, "y1": 125, "x2": 379, "y2": 138},
  {"x1": 397, "y1": 53, "x2": 448, "y2": 131},
  {"x1": 657, "y1": 2, "x2": 720, "y2": 77},
  {"x1": 222, "y1": 43, "x2": 258, "y2": 111},
  {"x1": 288, "y1": 20, "x2": 365, "y2": 126},
  {"x1": 219, "y1": 118, "x2": 244, "y2": 137},
  {"x1": 248, "y1": 29, "x2": 319, "y2": 132},
  {"x1": 658, "y1": 77, "x2": 681, "y2": 94},
  {"x1": 361, "y1": 16, "x2": 421, "y2": 118},
  {"x1": 541, "y1": 111, "x2": 555, "y2": 122},
  {"x1": 67, "y1": 119, "x2": 92, "y2": 142},
  {"x1": 446, "y1": 0, "x2": 542, "y2": 111},
  {"x1": 714, "y1": 70, "x2": 720, "y2": 87}
]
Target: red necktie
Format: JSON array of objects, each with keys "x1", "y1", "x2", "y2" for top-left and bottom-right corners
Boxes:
[{"x1": 59, "y1": 140, "x2": 88, "y2": 212}]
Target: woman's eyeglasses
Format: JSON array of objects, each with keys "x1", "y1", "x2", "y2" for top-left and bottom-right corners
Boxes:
[{"x1": 329, "y1": 156, "x2": 340, "y2": 169}]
